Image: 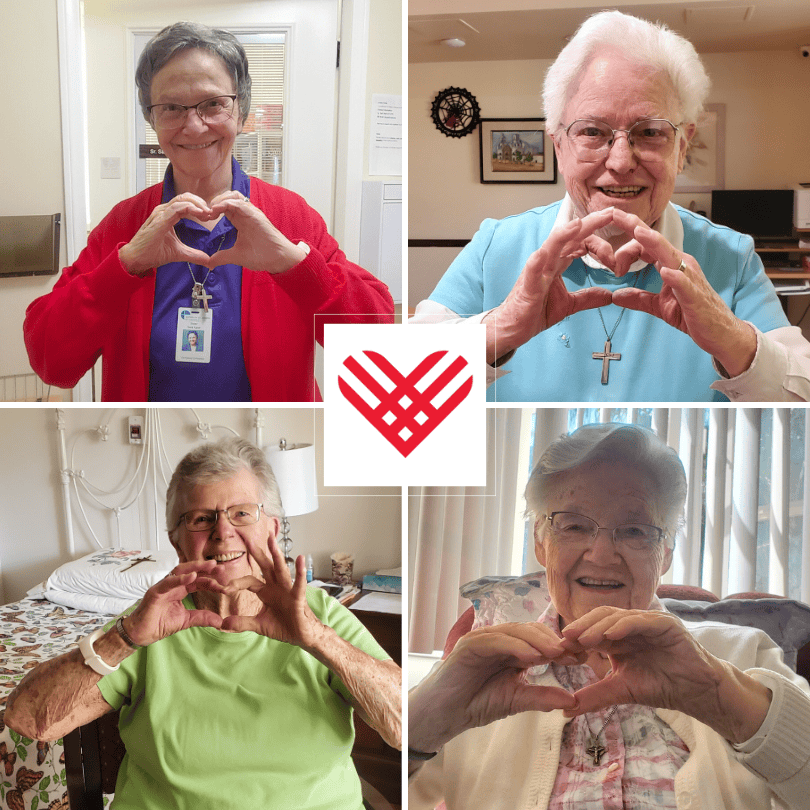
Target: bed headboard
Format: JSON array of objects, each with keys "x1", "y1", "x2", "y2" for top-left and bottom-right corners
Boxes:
[{"x1": 54, "y1": 408, "x2": 265, "y2": 559}]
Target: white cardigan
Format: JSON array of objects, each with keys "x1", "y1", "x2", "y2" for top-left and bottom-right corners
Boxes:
[{"x1": 410, "y1": 620, "x2": 810, "y2": 810}]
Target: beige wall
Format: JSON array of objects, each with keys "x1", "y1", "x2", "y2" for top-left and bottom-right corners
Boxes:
[
  {"x1": 409, "y1": 50, "x2": 810, "y2": 303},
  {"x1": 0, "y1": 407, "x2": 401, "y2": 604},
  {"x1": 0, "y1": 0, "x2": 68, "y2": 382},
  {"x1": 363, "y1": 0, "x2": 402, "y2": 183}
]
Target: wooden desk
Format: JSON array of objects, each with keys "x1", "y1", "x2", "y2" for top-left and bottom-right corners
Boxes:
[{"x1": 351, "y1": 596, "x2": 402, "y2": 809}]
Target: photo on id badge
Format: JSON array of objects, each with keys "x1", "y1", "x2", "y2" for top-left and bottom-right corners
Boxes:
[{"x1": 176, "y1": 308, "x2": 212, "y2": 363}]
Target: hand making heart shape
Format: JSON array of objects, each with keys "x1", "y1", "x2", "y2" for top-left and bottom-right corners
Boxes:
[
  {"x1": 484, "y1": 206, "x2": 756, "y2": 376},
  {"x1": 559, "y1": 605, "x2": 773, "y2": 745},
  {"x1": 118, "y1": 191, "x2": 308, "y2": 278},
  {"x1": 584, "y1": 208, "x2": 757, "y2": 376}
]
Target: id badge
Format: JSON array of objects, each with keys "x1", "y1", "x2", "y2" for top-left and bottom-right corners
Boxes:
[{"x1": 176, "y1": 308, "x2": 213, "y2": 363}]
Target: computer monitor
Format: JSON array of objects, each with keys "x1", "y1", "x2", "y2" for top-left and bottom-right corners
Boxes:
[{"x1": 710, "y1": 189, "x2": 795, "y2": 240}]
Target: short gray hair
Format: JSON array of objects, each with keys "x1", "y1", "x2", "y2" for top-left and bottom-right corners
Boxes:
[
  {"x1": 166, "y1": 437, "x2": 283, "y2": 533},
  {"x1": 135, "y1": 21, "x2": 252, "y2": 124},
  {"x1": 525, "y1": 423, "x2": 686, "y2": 547},
  {"x1": 543, "y1": 10, "x2": 710, "y2": 133}
]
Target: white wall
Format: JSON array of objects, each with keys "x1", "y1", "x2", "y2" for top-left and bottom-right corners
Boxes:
[
  {"x1": 409, "y1": 50, "x2": 810, "y2": 304},
  {"x1": 0, "y1": 407, "x2": 401, "y2": 604},
  {"x1": 363, "y1": 0, "x2": 402, "y2": 184},
  {"x1": 0, "y1": 0, "x2": 68, "y2": 384}
]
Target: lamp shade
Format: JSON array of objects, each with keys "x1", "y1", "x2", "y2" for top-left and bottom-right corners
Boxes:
[{"x1": 265, "y1": 442, "x2": 319, "y2": 517}]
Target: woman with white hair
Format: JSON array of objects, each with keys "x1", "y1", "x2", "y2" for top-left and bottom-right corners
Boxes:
[
  {"x1": 24, "y1": 21, "x2": 393, "y2": 402},
  {"x1": 409, "y1": 423, "x2": 810, "y2": 809},
  {"x1": 411, "y1": 11, "x2": 810, "y2": 402},
  {"x1": 7, "y1": 437, "x2": 401, "y2": 809}
]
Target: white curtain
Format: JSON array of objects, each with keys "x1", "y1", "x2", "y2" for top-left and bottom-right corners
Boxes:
[{"x1": 408, "y1": 408, "x2": 525, "y2": 654}]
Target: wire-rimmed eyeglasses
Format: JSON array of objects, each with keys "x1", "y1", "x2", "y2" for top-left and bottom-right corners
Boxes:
[
  {"x1": 147, "y1": 95, "x2": 237, "y2": 130},
  {"x1": 177, "y1": 503, "x2": 263, "y2": 532},
  {"x1": 545, "y1": 511, "x2": 665, "y2": 552},
  {"x1": 561, "y1": 118, "x2": 681, "y2": 163}
]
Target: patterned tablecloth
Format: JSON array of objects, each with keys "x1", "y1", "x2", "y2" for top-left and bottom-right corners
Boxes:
[{"x1": 0, "y1": 597, "x2": 111, "y2": 810}]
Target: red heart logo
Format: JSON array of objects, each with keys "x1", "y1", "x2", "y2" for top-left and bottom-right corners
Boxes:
[{"x1": 338, "y1": 351, "x2": 473, "y2": 457}]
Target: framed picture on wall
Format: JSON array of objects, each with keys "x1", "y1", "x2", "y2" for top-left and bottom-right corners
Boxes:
[
  {"x1": 479, "y1": 118, "x2": 557, "y2": 184},
  {"x1": 675, "y1": 103, "x2": 726, "y2": 192}
]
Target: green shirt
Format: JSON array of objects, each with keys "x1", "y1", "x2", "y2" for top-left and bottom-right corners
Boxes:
[{"x1": 97, "y1": 588, "x2": 389, "y2": 810}]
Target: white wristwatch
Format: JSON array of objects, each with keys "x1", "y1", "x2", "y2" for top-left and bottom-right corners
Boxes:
[{"x1": 79, "y1": 628, "x2": 120, "y2": 676}]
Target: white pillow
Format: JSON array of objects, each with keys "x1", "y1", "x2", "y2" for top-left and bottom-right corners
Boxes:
[
  {"x1": 41, "y1": 587, "x2": 138, "y2": 615},
  {"x1": 45, "y1": 547, "x2": 178, "y2": 599}
]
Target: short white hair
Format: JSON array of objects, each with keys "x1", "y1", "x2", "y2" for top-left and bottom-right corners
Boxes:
[
  {"x1": 525, "y1": 423, "x2": 686, "y2": 548},
  {"x1": 543, "y1": 10, "x2": 710, "y2": 133}
]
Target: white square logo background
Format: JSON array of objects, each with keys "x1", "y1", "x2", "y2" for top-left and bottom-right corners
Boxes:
[{"x1": 324, "y1": 324, "x2": 486, "y2": 486}]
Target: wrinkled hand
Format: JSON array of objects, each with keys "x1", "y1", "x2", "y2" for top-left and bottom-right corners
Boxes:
[
  {"x1": 585, "y1": 208, "x2": 757, "y2": 376},
  {"x1": 216, "y1": 535, "x2": 325, "y2": 649},
  {"x1": 561, "y1": 606, "x2": 771, "y2": 743},
  {"x1": 205, "y1": 191, "x2": 308, "y2": 274},
  {"x1": 484, "y1": 208, "x2": 615, "y2": 363},
  {"x1": 118, "y1": 193, "x2": 220, "y2": 276},
  {"x1": 123, "y1": 560, "x2": 226, "y2": 646},
  {"x1": 409, "y1": 623, "x2": 582, "y2": 753}
]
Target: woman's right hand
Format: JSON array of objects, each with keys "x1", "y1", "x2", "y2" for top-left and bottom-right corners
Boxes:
[
  {"x1": 483, "y1": 208, "x2": 616, "y2": 364},
  {"x1": 408, "y1": 622, "x2": 583, "y2": 755},
  {"x1": 121, "y1": 560, "x2": 225, "y2": 646},
  {"x1": 118, "y1": 193, "x2": 217, "y2": 276}
]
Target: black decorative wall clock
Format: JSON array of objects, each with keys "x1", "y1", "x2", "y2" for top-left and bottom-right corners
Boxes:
[{"x1": 431, "y1": 86, "x2": 481, "y2": 138}]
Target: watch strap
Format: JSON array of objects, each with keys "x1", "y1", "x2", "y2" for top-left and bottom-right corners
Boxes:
[
  {"x1": 115, "y1": 615, "x2": 142, "y2": 649},
  {"x1": 79, "y1": 628, "x2": 120, "y2": 676}
]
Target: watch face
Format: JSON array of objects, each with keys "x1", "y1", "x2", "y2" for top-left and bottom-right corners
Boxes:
[{"x1": 431, "y1": 86, "x2": 481, "y2": 138}]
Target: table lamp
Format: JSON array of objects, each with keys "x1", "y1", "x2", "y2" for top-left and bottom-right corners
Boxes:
[{"x1": 264, "y1": 438, "x2": 319, "y2": 573}]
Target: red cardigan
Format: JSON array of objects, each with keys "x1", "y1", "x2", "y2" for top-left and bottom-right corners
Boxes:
[{"x1": 24, "y1": 178, "x2": 394, "y2": 401}]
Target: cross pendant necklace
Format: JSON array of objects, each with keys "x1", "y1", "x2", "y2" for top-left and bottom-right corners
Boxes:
[
  {"x1": 593, "y1": 340, "x2": 620, "y2": 385},
  {"x1": 585, "y1": 705, "x2": 618, "y2": 766},
  {"x1": 188, "y1": 233, "x2": 227, "y2": 312},
  {"x1": 586, "y1": 267, "x2": 647, "y2": 385}
]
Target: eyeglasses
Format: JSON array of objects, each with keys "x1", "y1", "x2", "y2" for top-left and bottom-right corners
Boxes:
[
  {"x1": 561, "y1": 118, "x2": 681, "y2": 163},
  {"x1": 147, "y1": 95, "x2": 237, "y2": 130},
  {"x1": 545, "y1": 511, "x2": 664, "y2": 552},
  {"x1": 177, "y1": 503, "x2": 263, "y2": 532}
]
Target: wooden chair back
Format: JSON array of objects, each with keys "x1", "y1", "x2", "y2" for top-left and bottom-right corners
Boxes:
[{"x1": 63, "y1": 710, "x2": 124, "y2": 810}]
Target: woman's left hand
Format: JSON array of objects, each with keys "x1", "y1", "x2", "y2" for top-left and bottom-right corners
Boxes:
[
  {"x1": 217, "y1": 535, "x2": 326, "y2": 651},
  {"x1": 203, "y1": 191, "x2": 309, "y2": 274},
  {"x1": 585, "y1": 208, "x2": 758, "y2": 377},
  {"x1": 560, "y1": 606, "x2": 772, "y2": 744}
]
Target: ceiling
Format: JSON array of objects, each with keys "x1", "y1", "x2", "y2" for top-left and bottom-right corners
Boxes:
[{"x1": 409, "y1": 0, "x2": 810, "y2": 63}]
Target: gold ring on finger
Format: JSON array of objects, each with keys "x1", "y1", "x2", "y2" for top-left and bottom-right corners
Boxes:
[{"x1": 677, "y1": 260, "x2": 688, "y2": 273}]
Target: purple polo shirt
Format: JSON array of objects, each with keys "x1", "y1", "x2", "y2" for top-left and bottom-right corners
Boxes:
[{"x1": 148, "y1": 158, "x2": 252, "y2": 401}]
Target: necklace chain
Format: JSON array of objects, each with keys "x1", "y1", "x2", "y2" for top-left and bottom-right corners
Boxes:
[
  {"x1": 586, "y1": 265, "x2": 648, "y2": 342},
  {"x1": 187, "y1": 232, "x2": 228, "y2": 305}
]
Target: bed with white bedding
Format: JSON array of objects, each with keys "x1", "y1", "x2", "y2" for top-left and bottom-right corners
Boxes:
[{"x1": 0, "y1": 549, "x2": 176, "y2": 810}]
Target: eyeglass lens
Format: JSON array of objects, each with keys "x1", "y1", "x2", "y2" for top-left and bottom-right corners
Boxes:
[
  {"x1": 549, "y1": 512, "x2": 661, "y2": 550},
  {"x1": 152, "y1": 96, "x2": 235, "y2": 129},
  {"x1": 184, "y1": 503, "x2": 260, "y2": 531},
  {"x1": 565, "y1": 119, "x2": 678, "y2": 162}
]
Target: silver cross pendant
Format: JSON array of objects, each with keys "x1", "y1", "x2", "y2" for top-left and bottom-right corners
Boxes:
[
  {"x1": 192, "y1": 283, "x2": 212, "y2": 312},
  {"x1": 586, "y1": 736, "x2": 606, "y2": 766}
]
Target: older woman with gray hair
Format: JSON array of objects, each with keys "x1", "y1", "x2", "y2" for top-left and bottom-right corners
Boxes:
[
  {"x1": 7, "y1": 437, "x2": 401, "y2": 809},
  {"x1": 409, "y1": 423, "x2": 810, "y2": 809},
  {"x1": 412, "y1": 10, "x2": 810, "y2": 402},
  {"x1": 25, "y1": 21, "x2": 393, "y2": 402}
]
